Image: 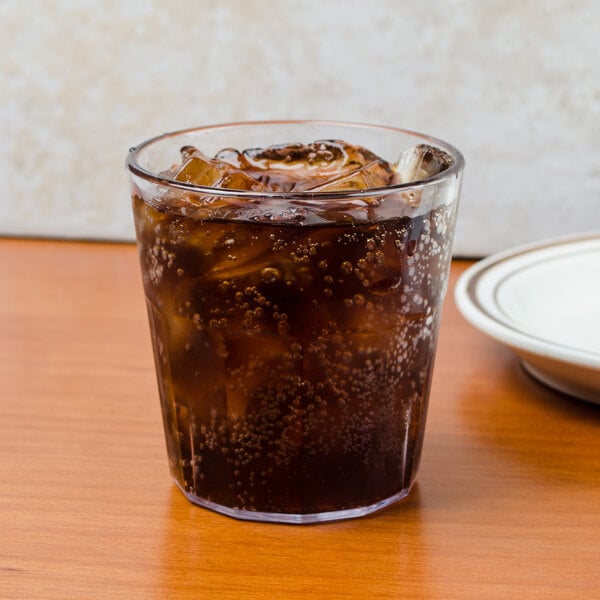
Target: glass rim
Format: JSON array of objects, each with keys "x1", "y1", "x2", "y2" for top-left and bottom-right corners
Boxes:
[{"x1": 126, "y1": 119, "x2": 465, "y2": 200}]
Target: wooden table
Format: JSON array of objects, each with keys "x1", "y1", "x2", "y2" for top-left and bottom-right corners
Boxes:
[{"x1": 1, "y1": 238, "x2": 599, "y2": 599}]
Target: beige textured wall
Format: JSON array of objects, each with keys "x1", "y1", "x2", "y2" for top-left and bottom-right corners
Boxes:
[{"x1": 1, "y1": 0, "x2": 598, "y2": 256}]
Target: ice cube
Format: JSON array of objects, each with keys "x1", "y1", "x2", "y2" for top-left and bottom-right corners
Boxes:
[
  {"x1": 305, "y1": 160, "x2": 393, "y2": 192},
  {"x1": 392, "y1": 144, "x2": 454, "y2": 208},
  {"x1": 223, "y1": 331, "x2": 304, "y2": 419},
  {"x1": 218, "y1": 170, "x2": 265, "y2": 191},
  {"x1": 238, "y1": 140, "x2": 394, "y2": 192},
  {"x1": 199, "y1": 225, "x2": 277, "y2": 281},
  {"x1": 214, "y1": 147, "x2": 251, "y2": 170},
  {"x1": 394, "y1": 144, "x2": 453, "y2": 184},
  {"x1": 175, "y1": 146, "x2": 265, "y2": 191},
  {"x1": 174, "y1": 151, "x2": 223, "y2": 186},
  {"x1": 245, "y1": 140, "x2": 347, "y2": 169}
]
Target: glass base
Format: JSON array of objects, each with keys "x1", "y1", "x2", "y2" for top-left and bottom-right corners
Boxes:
[{"x1": 175, "y1": 481, "x2": 413, "y2": 524}]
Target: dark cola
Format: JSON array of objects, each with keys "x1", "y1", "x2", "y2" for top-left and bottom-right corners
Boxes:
[{"x1": 132, "y1": 138, "x2": 456, "y2": 519}]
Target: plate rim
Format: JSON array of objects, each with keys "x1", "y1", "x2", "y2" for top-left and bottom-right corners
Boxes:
[{"x1": 454, "y1": 231, "x2": 600, "y2": 371}]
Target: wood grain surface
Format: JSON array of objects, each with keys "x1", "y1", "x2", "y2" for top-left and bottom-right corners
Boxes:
[{"x1": 1, "y1": 238, "x2": 599, "y2": 599}]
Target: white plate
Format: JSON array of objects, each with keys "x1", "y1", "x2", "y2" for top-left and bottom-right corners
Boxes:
[{"x1": 455, "y1": 233, "x2": 600, "y2": 404}]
